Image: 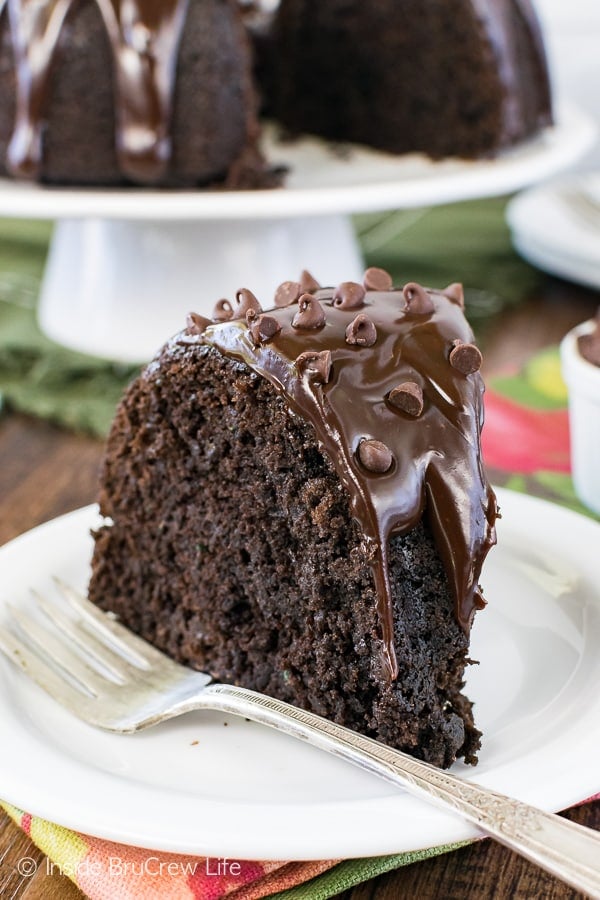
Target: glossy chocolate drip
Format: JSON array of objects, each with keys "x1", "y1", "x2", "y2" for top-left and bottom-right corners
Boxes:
[
  {"x1": 179, "y1": 282, "x2": 498, "y2": 681},
  {"x1": 6, "y1": 0, "x2": 75, "y2": 177},
  {"x1": 471, "y1": 0, "x2": 552, "y2": 138},
  {"x1": 5, "y1": 0, "x2": 188, "y2": 182},
  {"x1": 95, "y1": 0, "x2": 188, "y2": 182},
  {"x1": 512, "y1": 0, "x2": 553, "y2": 117}
]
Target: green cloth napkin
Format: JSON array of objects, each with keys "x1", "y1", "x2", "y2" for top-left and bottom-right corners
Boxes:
[
  {"x1": 0, "y1": 198, "x2": 542, "y2": 437},
  {"x1": 0, "y1": 218, "x2": 138, "y2": 436}
]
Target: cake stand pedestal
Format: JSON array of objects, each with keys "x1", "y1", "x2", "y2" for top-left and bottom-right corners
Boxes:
[
  {"x1": 38, "y1": 215, "x2": 362, "y2": 363},
  {"x1": 0, "y1": 104, "x2": 595, "y2": 363}
]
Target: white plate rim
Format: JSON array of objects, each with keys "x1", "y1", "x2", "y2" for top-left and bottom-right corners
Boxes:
[
  {"x1": 511, "y1": 233, "x2": 600, "y2": 292},
  {"x1": 507, "y1": 179, "x2": 600, "y2": 290},
  {"x1": 0, "y1": 104, "x2": 595, "y2": 221},
  {"x1": 0, "y1": 487, "x2": 599, "y2": 860}
]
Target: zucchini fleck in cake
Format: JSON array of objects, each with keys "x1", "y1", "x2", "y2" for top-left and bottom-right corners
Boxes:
[{"x1": 89, "y1": 270, "x2": 498, "y2": 768}]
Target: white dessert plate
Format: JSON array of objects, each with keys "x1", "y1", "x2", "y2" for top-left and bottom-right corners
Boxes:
[
  {"x1": 0, "y1": 104, "x2": 595, "y2": 220},
  {"x1": 0, "y1": 488, "x2": 599, "y2": 860},
  {"x1": 507, "y1": 174, "x2": 600, "y2": 291}
]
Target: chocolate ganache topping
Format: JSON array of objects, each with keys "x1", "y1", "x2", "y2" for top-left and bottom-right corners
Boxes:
[
  {"x1": 179, "y1": 270, "x2": 498, "y2": 681},
  {"x1": 3, "y1": 0, "x2": 188, "y2": 182},
  {"x1": 577, "y1": 307, "x2": 600, "y2": 368}
]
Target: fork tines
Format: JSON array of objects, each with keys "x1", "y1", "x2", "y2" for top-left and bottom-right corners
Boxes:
[{"x1": 0, "y1": 580, "x2": 177, "y2": 707}]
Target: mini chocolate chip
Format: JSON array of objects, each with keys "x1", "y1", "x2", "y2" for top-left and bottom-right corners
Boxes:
[
  {"x1": 274, "y1": 280, "x2": 302, "y2": 307},
  {"x1": 249, "y1": 313, "x2": 281, "y2": 345},
  {"x1": 185, "y1": 312, "x2": 211, "y2": 335},
  {"x1": 357, "y1": 439, "x2": 393, "y2": 474},
  {"x1": 212, "y1": 298, "x2": 233, "y2": 322},
  {"x1": 292, "y1": 293, "x2": 326, "y2": 329},
  {"x1": 388, "y1": 382, "x2": 424, "y2": 417},
  {"x1": 363, "y1": 266, "x2": 393, "y2": 292},
  {"x1": 299, "y1": 269, "x2": 321, "y2": 293},
  {"x1": 234, "y1": 288, "x2": 262, "y2": 319},
  {"x1": 295, "y1": 350, "x2": 332, "y2": 383},
  {"x1": 444, "y1": 282, "x2": 465, "y2": 308},
  {"x1": 449, "y1": 340, "x2": 483, "y2": 375},
  {"x1": 403, "y1": 282, "x2": 434, "y2": 315},
  {"x1": 345, "y1": 314, "x2": 377, "y2": 346},
  {"x1": 333, "y1": 281, "x2": 366, "y2": 310}
]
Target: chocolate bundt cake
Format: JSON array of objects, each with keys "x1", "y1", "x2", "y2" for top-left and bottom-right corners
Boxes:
[
  {"x1": 0, "y1": 0, "x2": 272, "y2": 187},
  {"x1": 262, "y1": 0, "x2": 553, "y2": 159},
  {"x1": 88, "y1": 269, "x2": 498, "y2": 768},
  {"x1": 0, "y1": 0, "x2": 552, "y2": 187}
]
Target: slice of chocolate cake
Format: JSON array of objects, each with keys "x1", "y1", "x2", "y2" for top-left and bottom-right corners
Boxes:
[{"x1": 88, "y1": 270, "x2": 497, "y2": 768}]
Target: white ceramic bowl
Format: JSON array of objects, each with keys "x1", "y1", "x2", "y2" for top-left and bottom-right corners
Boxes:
[{"x1": 560, "y1": 319, "x2": 600, "y2": 515}]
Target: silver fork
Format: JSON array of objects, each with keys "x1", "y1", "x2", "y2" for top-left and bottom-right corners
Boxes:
[{"x1": 1, "y1": 581, "x2": 600, "y2": 899}]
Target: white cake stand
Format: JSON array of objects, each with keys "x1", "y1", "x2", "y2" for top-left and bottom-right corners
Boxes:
[{"x1": 0, "y1": 104, "x2": 595, "y2": 362}]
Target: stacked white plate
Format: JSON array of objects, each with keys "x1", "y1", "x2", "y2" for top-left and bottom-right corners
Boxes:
[{"x1": 506, "y1": 175, "x2": 600, "y2": 291}]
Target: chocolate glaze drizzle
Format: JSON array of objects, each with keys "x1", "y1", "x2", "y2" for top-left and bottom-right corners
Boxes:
[
  {"x1": 4, "y1": 0, "x2": 188, "y2": 182},
  {"x1": 470, "y1": 0, "x2": 552, "y2": 139},
  {"x1": 180, "y1": 274, "x2": 498, "y2": 681}
]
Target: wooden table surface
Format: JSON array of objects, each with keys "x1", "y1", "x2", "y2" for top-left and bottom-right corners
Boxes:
[{"x1": 0, "y1": 278, "x2": 599, "y2": 900}]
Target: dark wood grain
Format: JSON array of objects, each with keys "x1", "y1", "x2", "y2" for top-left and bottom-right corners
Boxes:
[
  {"x1": 0, "y1": 277, "x2": 599, "y2": 900},
  {"x1": 0, "y1": 813, "x2": 81, "y2": 900}
]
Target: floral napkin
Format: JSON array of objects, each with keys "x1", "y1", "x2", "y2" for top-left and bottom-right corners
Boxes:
[
  {"x1": 484, "y1": 346, "x2": 597, "y2": 517},
  {"x1": 1, "y1": 800, "x2": 473, "y2": 899}
]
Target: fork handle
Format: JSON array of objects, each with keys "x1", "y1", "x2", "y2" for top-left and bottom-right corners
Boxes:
[{"x1": 190, "y1": 683, "x2": 600, "y2": 898}]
